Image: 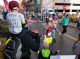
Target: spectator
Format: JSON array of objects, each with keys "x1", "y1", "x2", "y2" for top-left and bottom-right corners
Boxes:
[
  {"x1": 5, "y1": 1, "x2": 40, "y2": 59},
  {"x1": 2, "y1": 10, "x2": 8, "y2": 20}
]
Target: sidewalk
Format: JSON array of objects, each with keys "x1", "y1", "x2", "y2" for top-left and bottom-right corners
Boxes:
[{"x1": 58, "y1": 19, "x2": 77, "y2": 28}]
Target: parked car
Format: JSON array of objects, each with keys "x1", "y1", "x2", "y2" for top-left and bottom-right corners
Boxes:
[{"x1": 47, "y1": 8, "x2": 56, "y2": 15}]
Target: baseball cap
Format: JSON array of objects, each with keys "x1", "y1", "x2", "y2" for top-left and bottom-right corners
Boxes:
[{"x1": 9, "y1": 1, "x2": 19, "y2": 10}]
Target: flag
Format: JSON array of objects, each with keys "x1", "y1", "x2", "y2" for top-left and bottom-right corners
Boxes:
[{"x1": 3, "y1": 0, "x2": 9, "y2": 11}]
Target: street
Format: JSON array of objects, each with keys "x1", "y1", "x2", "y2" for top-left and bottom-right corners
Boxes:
[
  {"x1": 0, "y1": 0, "x2": 80, "y2": 59},
  {"x1": 29, "y1": 18, "x2": 80, "y2": 58}
]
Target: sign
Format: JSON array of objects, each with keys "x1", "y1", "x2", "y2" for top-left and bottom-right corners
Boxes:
[{"x1": 50, "y1": 55, "x2": 76, "y2": 59}]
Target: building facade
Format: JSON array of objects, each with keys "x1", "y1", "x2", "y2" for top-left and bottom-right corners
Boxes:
[
  {"x1": 21, "y1": 0, "x2": 80, "y2": 14},
  {"x1": 55, "y1": 0, "x2": 80, "y2": 14},
  {"x1": 40, "y1": 0, "x2": 55, "y2": 9}
]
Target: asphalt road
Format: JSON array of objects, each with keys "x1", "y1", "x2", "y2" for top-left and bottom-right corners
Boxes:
[
  {"x1": 0, "y1": 18, "x2": 79, "y2": 59},
  {"x1": 29, "y1": 18, "x2": 80, "y2": 59}
]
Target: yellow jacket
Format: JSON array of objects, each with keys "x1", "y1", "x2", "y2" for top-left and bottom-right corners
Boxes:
[{"x1": 44, "y1": 36, "x2": 53, "y2": 44}]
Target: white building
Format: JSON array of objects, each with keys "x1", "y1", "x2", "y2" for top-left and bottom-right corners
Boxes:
[{"x1": 55, "y1": 0, "x2": 80, "y2": 14}]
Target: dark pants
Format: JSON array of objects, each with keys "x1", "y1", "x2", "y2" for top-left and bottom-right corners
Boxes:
[{"x1": 62, "y1": 25, "x2": 67, "y2": 34}]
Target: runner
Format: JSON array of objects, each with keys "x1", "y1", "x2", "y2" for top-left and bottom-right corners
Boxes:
[
  {"x1": 46, "y1": 22, "x2": 52, "y2": 35},
  {"x1": 49, "y1": 14, "x2": 53, "y2": 22},
  {"x1": 52, "y1": 15, "x2": 61, "y2": 42},
  {"x1": 61, "y1": 14, "x2": 70, "y2": 35}
]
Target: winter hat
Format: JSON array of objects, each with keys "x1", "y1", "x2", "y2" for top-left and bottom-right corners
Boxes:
[{"x1": 9, "y1": 1, "x2": 19, "y2": 10}]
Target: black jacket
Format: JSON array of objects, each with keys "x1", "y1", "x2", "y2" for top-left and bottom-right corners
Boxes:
[{"x1": 8, "y1": 29, "x2": 40, "y2": 59}]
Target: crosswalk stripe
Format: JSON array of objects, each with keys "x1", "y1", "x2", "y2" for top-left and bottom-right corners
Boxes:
[{"x1": 64, "y1": 34, "x2": 78, "y2": 41}]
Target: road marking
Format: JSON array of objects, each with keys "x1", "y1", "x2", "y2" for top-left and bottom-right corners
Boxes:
[{"x1": 64, "y1": 34, "x2": 78, "y2": 41}]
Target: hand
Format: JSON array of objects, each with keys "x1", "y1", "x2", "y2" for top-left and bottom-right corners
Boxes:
[
  {"x1": 59, "y1": 32, "x2": 62, "y2": 36},
  {"x1": 35, "y1": 29, "x2": 38, "y2": 33},
  {"x1": 32, "y1": 29, "x2": 35, "y2": 32},
  {"x1": 56, "y1": 50, "x2": 60, "y2": 53}
]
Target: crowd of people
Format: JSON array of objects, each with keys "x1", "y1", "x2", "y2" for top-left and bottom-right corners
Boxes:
[{"x1": 1, "y1": 0, "x2": 80, "y2": 59}]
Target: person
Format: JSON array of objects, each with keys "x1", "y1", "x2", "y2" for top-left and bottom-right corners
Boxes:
[
  {"x1": 61, "y1": 14, "x2": 70, "y2": 35},
  {"x1": 46, "y1": 22, "x2": 52, "y2": 35},
  {"x1": 2, "y1": 10, "x2": 8, "y2": 20},
  {"x1": 49, "y1": 14, "x2": 53, "y2": 22},
  {"x1": 44, "y1": 31, "x2": 53, "y2": 45},
  {"x1": 52, "y1": 15, "x2": 61, "y2": 42},
  {"x1": 45, "y1": 16, "x2": 49, "y2": 25},
  {"x1": 38, "y1": 41, "x2": 59, "y2": 59},
  {"x1": 5, "y1": 1, "x2": 40, "y2": 59},
  {"x1": 55, "y1": 12, "x2": 58, "y2": 20},
  {"x1": 77, "y1": 17, "x2": 80, "y2": 28},
  {"x1": 73, "y1": 17, "x2": 80, "y2": 48},
  {"x1": 26, "y1": 15, "x2": 33, "y2": 30}
]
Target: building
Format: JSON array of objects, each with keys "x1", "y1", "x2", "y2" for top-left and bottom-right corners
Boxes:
[
  {"x1": 40, "y1": 0, "x2": 80, "y2": 14},
  {"x1": 55, "y1": 0, "x2": 80, "y2": 14},
  {"x1": 40, "y1": 0, "x2": 55, "y2": 9}
]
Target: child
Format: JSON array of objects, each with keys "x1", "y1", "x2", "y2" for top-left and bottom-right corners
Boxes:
[
  {"x1": 46, "y1": 22, "x2": 52, "y2": 35},
  {"x1": 44, "y1": 32, "x2": 53, "y2": 45},
  {"x1": 38, "y1": 42, "x2": 59, "y2": 59}
]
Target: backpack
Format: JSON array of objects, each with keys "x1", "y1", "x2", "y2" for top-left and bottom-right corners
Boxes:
[{"x1": 4, "y1": 37, "x2": 22, "y2": 59}]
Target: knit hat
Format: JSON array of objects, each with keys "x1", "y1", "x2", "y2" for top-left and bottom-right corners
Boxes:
[{"x1": 9, "y1": 1, "x2": 19, "y2": 10}]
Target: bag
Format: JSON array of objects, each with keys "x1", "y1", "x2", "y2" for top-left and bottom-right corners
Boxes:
[{"x1": 4, "y1": 37, "x2": 22, "y2": 59}]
